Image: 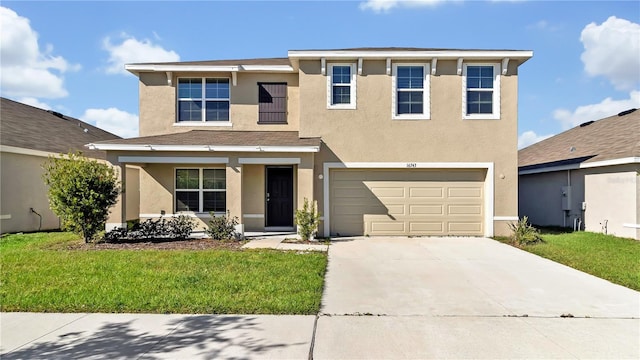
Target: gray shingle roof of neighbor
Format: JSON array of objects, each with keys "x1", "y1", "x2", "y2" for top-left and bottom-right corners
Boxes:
[
  {"x1": 91, "y1": 130, "x2": 321, "y2": 147},
  {"x1": 0, "y1": 97, "x2": 121, "y2": 160},
  {"x1": 518, "y1": 108, "x2": 640, "y2": 169}
]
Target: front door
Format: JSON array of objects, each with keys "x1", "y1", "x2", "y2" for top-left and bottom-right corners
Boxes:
[{"x1": 266, "y1": 166, "x2": 294, "y2": 227}]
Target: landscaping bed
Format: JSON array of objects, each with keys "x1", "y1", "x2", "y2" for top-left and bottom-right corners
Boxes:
[{"x1": 54, "y1": 238, "x2": 245, "y2": 251}]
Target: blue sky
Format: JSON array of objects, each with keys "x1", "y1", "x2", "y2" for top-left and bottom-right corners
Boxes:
[{"x1": 1, "y1": 1, "x2": 639, "y2": 148}]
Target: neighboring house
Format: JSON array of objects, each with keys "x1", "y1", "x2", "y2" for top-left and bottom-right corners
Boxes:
[
  {"x1": 0, "y1": 97, "x2": 140, "y2": 234},
  {"x1": 519, "y1": 109, "x2": 639, "y2": 240},
  {"x1": 89, "y1": 47, "x2": 533, "y2": 237}
]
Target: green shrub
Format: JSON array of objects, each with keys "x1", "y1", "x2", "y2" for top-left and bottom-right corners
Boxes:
[
  {"x1": 295, "y1": 198, "x2": 320, "y2": 241},
  {"x1": 103, "y1": 215, "x2": 195, "y2": 242},
  {"x1": 206, "y1": 211, "x2": 239, "y2": 240},
  {"x1": 509, "y1": 216, "x2": 543, "y2": 246},
  {"x1": 42, "y1": 152, "x2": 119, "y2": 243}
]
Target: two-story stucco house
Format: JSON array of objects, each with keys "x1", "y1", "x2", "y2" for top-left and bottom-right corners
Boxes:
[{"x1": 89, "y1": 47, "x2": 533, "y2": 238}]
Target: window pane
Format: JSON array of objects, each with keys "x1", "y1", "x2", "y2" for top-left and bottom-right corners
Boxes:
[
  {"x1": 397, "y1": 66, "x2": 423, "y2": 89},
  {"x1": 466, "y1": 90, "x2": 493, "y2": 115},
  {"x1": 397, "y1": 90, "x2": 423, "y2": 114},
  {"x1": 178, "y1": 78, "x2": 202, "y2": 99},
  {"x1": 332, "y1": 66, "x2": 351, "y2": 84},
  {"x1": 332, "y1": 86, "x2": 351, "y2": 104},
  {"x1": 203, "y1": 169, "x2": 225, "y2": 189},
  {"x1": 178, "y1": 100, "x2": 202, "y2": 121},
  {"x1": 206, "y1": 79, "x2": 230, "y2": 99},
  {"x1": 176, "y1": 169, "x2": 199, "y2": 189},
  {"x1": 203, "y1": 192, "x2": 226, "y2": 212},
  {"x1": 176, "y1": 191, "x2": 199, "y2": 212},
  {"x1": 466, "y1": 66, "x2": 480, "y2": 77},
  {"x1": 467, "y1": 66, "x2": 494, "y2": 90},
  {"x1": 205, "y1": 101, "x2": 230, "y2": 121}
]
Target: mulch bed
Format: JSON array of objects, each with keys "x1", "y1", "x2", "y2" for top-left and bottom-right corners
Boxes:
[{"x1": 57, "y1": 238, "x2": 246, "y2": 251}]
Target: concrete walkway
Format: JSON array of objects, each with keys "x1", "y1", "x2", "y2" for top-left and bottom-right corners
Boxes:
[
  {"x1": 2, "y1": 236, "x2": 639, "y2": 359},
  {"x1": 241, "y1": 234, "x2": 329, "y2": 252}
]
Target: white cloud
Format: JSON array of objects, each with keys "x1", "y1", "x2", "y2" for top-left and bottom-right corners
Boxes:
[
  {"x1": 103, "y1": 33, "x2": 180, "y2": 75},
  {"x1": 580, "y1": 16, "x2": 640, "y2": 91},
  {"x1": 527, "y1": 19, "x2": 559, "y2": 32},
  {"x1": 81, "y1": 108, "x2": 139, "y2": 138},
  {"x1": 0, "y1": 6, "x2": 79, "y2": 99},
  {"x1": 17, "y1": 97, "x2": 52, "y2": 110},
  {"x1": 360, "y1": 0, "x2": 445, "y2": 13},
  {"x1": 553, "y1": 90, "x2": 640, "y2": 129},
  {"x1": 518, "y1": 130, "x2": 553, "y2": 149}
]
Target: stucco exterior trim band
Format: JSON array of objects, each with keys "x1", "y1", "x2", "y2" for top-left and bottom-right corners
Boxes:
[
  {"x1": 90, "y1": 144, "x2": 320, "y2": 153},
  {"x1": 0, "y1": 145, "x2": 59, "y2": 158},
  {"x1": 494, "y1": 216, "x2": 519, "y2": 221},
  {"x1": 0, "y1": 214, "x2": 12, "y2": 220},
  {"x1": 239, "y1": 158, "x2": 301, "y2": 165},
  {"x1": 623, "y1": 223, "x2": 640, "y2": 229},
  {"x1": 119, "y1": 156, "x2": 229, "y2": 164},
  {"x1": 243, "y1": 214, "x2": 265, "y2": 218},
  {"x1": 322, "y1": 162, "x2": 495, "y2": 238}
]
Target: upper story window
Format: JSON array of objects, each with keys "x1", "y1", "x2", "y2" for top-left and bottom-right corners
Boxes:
[
  {"x1": 463, "y1": 64, "x2": 500, "y2": 120},
  {"x1": 392, "y1": 64, "x2": 430, "y2": 119},
  {"x1": 327, "y1": 63, "x2": 356, "y2": 109},
  {"x1": 258, "y1": 82, "x2": 287, "y2": 124},
  {"x1": 175, "y1": 168, "x2": 226, "y2": 213},
  {"x1": 177, "y1": 78, "x2": 230, "y2": 122}
]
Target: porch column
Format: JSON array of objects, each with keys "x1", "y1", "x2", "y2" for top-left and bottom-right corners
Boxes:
[
  {"x1": 297, "y1": 154, "x2": 314, "y2": 210},
  {"x1": 226, "y1": 158, "x2": 243, "y2": 221},
  {"x1": 106, "y1": 156, "x2": 127, "y2": 231}
]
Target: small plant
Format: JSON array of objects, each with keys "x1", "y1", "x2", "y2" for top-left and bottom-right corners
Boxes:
[
  {"x1": 295, "y1": 198, "x2": 320, "y2": 241},
  {"x1": 206, "y1": 211, "x2": 239, "y2": 240},
  {"x1": 509, "y1": 216, "x2": 543, "y2": 246},
  {"x1": 167, "y1": 215, "x2": 196, "y2": 240},
  {"x1": 139, "y1": 217, "x2": 169, "y2": 239}
]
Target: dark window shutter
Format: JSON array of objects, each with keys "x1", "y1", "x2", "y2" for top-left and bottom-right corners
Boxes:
[{"x1": 258, "y1": 83, "x2": 287, "y2": 124}]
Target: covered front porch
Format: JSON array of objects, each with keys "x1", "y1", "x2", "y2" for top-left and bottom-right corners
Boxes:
[{"x1": 87, "y1": 131, "x2": 321, "y2": 234}]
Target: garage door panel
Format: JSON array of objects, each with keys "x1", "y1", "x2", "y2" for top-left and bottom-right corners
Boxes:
[
  {"x1": 330, "y1": 169, "x2": 485, "y2": 236},
  {"x1": 369, "y1": 186, "x2": 405, "y2": 198},
  {"x1": 448, "y1": 204, "x2": 482, "y2": 215},
  {"x1": 409, "y1": 187, "x2": 444, "y2": 198},
  {"x1": 448, "y1": 187, "x2": 482, "y2": 198},
  {"x1": 409, "y1": 204, "x2": 444, "y2": 215},
  {"x1": 409, "y1": 222, "x2": 444, "y2": 233}
]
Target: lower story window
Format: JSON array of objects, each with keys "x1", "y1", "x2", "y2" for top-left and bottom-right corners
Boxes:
[{"x1": 175, "y1": 168, "x2": 226, "y2": 213}]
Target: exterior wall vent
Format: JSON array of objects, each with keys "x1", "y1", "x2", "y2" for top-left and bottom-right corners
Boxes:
[
  {"x1": 617, "y1": 108, "x2": 637, "y2": 117},
  {"x1": 579, "y1": 120, "x2": 595, "y2": 127},
  {"x1": 47, "y1": 110, "x2": 65, "y2": 119}
]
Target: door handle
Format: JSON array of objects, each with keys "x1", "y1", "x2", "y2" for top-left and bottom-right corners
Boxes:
[{"x1": 266, "y1": 192, "x2": 270, "y2": 202}]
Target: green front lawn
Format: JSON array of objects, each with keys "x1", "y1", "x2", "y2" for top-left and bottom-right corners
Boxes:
[
  {"x1": 497, "y1": 231, "x2": 640, "y2": 291},
  {"x1": 0, "y1": 232, "x2": 327, "y2": 314}
]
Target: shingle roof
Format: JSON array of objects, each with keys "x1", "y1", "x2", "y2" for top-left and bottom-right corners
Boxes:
[
  {"x1": 519, "y1": 109, "x2": 640, "y2": 169},
  {"x1": 0, "y1": 97, "x2": 120, "y2": 159},
  {"x1": 127, "y1": 57, "x2": 291, "y2": 66},
  {"x1": 91, "y1": 130, "x2": 321, "y2": 147}
]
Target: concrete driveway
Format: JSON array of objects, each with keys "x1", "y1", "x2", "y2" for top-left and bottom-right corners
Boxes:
[{"x1": 315, "y1": 236, "x2": 640, "y2": 359}]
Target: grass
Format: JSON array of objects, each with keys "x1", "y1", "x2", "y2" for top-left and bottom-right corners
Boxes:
[
  {"x1": 496, "y1": 231, "x2": 640, "y2": 291},
  {"x1": 0, "y1": 232, "x2": 327, "y2": 314}
]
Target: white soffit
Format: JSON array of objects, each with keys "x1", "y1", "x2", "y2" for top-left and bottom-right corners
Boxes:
[{"x1": 288, "y1": 50, "x2": 533, "y2": 62}]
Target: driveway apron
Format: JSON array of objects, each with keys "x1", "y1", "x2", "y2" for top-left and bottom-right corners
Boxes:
[{"x1": 314, "y1": 236, "x2": 640, "y2": 359}]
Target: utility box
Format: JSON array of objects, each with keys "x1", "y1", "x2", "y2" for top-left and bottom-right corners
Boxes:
[{"x1": 561, "y1": 186, "x2": 572, "y2": 210}]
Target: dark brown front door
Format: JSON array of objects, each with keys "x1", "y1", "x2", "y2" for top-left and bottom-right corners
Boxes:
[{"x1": 266, "y1": 167, "x2": 294, "y2": 227}]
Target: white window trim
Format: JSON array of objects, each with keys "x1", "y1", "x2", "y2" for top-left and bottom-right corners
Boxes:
[
  {"x1": 176, "y1": 77, "x2": 231, "y2": 123},
  {"x1": 462, "y1": 63, "x2": 501, "y2": 120},
  {"x1": 174, "y1": 167, "x2": 226, "y2": 214},
  {"x1": 327, "y1": 63, "x2": 357, "y2": 109},
  {"x1": 392, "y1": 63, "x2": 431, "y2": 120}
]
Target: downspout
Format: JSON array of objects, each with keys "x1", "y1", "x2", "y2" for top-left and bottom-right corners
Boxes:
[{"x1": 564, "y1": 169, "x2": 571, "y2": 227}]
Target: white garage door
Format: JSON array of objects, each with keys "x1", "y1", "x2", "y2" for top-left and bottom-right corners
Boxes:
[{"x1": 330, "y1": 169, "x2": 485, "y2": 236}]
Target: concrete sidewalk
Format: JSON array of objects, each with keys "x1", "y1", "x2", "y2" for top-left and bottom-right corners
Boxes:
[
  {"x1": 241, "y1": 235, "x2": 329, "y2": 252},
  {"x1": 1, "y1": 313, "x2": 315, "y2": 359}
]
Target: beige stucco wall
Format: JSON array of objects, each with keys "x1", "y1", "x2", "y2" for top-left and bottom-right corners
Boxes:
[
  {"x1": 1, "y1": 151, "x2": 139, "y2": 234},
  {"x1": 520, "y1": 164, "x2": 639, "y2": 239},
  {"x1": 0, "y1": 151, "x2": 61, "y2": 233},
  {"x1": 138, "y1": 72, "x2": 299, "y2": 137},
  {"x1": 584, "y1": 165, "x2": 639, "y2": 239},
  {"x1": 298, "y1": 59, "x2": 520, "y2": 236},
  {"x1": 107, "y1": 151, "x2": 314, "y2": 232}
]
